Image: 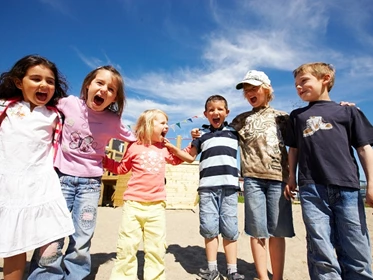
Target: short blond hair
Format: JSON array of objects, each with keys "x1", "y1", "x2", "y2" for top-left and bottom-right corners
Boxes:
[
  {"x1": 262, "y1": 83, "x2": 274, "y2": 102},
  {"x1": 135, "y1": 109, "x2": 168, "y2": 145},
  {"x1": 293, "y1": 62, "x2": 335, "y2": 92}
]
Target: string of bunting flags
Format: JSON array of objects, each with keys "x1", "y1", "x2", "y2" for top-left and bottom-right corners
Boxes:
[{"x1": 126, "y1": 114, "x2": 205, "y2": 131}]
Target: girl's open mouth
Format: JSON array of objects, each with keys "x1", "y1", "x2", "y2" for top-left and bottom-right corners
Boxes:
[
  {"x1": 36, "y1": 92, "x2": 48, "y2": 102},
  {"x1": 94, "y1": 95, "x2": 104, "y2": 106}
]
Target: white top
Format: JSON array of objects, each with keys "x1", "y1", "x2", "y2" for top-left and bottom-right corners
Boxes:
[{"x1": 0, "y1": 101, "x2": 74, "y2": 257}]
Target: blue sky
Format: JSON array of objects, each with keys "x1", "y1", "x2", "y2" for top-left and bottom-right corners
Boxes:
[{"x1": 1, "y1": 0, "x2": 373, "y2": 178}]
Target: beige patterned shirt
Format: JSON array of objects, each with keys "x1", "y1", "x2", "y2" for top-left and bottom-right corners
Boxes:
[{"x1": 231, "y1": 106, "x2": 289, "y2": 183}]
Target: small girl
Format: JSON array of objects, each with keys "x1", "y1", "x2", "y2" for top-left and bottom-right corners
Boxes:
[
  {"x1": 103, "y1": 109, "x2": 187, "y2": 280},
  {"x1": 29, "y1": 66, "x2": 137, "y2": 279},
  {"x1": 0, "y1": 55, "x2": 75, "y2": 280}
]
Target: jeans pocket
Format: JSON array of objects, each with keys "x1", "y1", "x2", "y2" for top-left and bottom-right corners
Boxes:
[{"x1": 80, "y1": 178, "x2": 101, "y2": 194}]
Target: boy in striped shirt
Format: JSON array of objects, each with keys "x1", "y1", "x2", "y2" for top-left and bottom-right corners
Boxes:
[{"x1": 167, "y1": 95, "x2": 244, "y2": 280}]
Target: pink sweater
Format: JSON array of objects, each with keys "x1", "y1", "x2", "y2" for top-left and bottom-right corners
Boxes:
[
  {"x1": 55, "y1": 96, "x2": 136, "y2": 177},
  {"x1": 104, "y1": 142, "x2": 184, "y2": 202}
]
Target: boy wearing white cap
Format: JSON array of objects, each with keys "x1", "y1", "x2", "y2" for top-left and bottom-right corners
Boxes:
[{"x1": 230, "y1": 70, "x2": 294, "y2": 280}]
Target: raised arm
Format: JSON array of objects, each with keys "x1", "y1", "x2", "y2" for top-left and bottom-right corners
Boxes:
[{"x1": 164, "y1": 141, "x2": 197, "y2": 163}]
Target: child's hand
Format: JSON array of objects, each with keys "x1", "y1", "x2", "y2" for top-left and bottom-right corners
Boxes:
[
  {"x1": 284, "y1": 176, "x2": 298, "y2": 200},
  {"x1": 284, "y1": 185, "x2": 297, "y2": 200},
  {"x1": 191, "y1": 128, "x2": 200, "y2": 139},
  {"x1": 163, "y1": 138, "x2": 171, "y2": 146},
  {"x1": 163, "y1": 138, "x2": 175, "y2": 150},
  {"x1": 339, "y1": 101, "x2": 359, "y2": 109},
  {"x1": 339, "y1": 101, "x2": 355, "y2": 106}
]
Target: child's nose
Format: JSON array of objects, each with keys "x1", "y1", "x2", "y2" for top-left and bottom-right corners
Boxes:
[
  {"x1": 101, "y1": 85, "x2": 108, "y2": 92},
  {"x1": 39, "y1": 81, "x2": 47, "y2": 91}
]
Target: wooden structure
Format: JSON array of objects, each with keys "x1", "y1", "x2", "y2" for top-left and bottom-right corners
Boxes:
[
  {"x1": 164, "y1": 161, "x2": 199, "y2": 209},
  {"x1": 99, "y1": 137, "x2": 199, "y2": 209},
  {"x1": 99, "y1": 141, "x2": 128, "y2": 207}
]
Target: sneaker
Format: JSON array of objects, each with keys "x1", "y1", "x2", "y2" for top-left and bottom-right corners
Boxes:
[
  {"x1": 198, "y1": 268, "x2": 221, "y2": 280},
  {"x1": 226, "y1": 272, "x2": 245, "y2": 280}
]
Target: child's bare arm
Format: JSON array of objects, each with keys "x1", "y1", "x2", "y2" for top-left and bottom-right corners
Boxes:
[
  {"x1": 357, "y1": 144, "x2": 373, "y2": 207},
  {"x1": 164, "y1": 141, "x2": 197, "y2": 163},
  {"x1": 284, "y1": 147, "x2": 298, "y2": 200}
]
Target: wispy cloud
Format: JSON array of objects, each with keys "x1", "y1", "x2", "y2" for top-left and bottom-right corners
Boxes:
[
  {"x1": 71, "y1": 47, "x2": 106, "y2": 69},
  {"x1": 73, "y1": 0, "x2": 373, "y2": 126}
]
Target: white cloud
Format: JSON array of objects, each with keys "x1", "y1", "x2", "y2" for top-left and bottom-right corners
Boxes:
[{"x1": 76, "y1": 0, "x2": 373, "y2": 125}]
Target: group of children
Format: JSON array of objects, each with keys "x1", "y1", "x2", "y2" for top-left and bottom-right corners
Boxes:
[
  {"x1": 0, "y1": 54, "x2": 372, "y2": 280},
  {"x1": 0, "y1": 55, "x2": 137, "y2": 280}
]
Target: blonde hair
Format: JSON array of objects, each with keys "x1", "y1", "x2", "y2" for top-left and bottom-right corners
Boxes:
[
  {"x1": 242, "y1": 83, "x2": 274, "y2": 102},
  {"x1": 135, "y1": 109, "x2": 168, "y2": 145},
  {"x1": 293, "y1": 62, "x2": 335, "y2": 92}
]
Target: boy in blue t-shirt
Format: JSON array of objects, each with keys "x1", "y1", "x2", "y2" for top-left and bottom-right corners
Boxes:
[{"x1": 285, "y1": 62, "x2": 373, "y2": 280}]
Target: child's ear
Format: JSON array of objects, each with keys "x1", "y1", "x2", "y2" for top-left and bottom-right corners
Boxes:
[
  {"x1": 322, "y1": 74, "x2": 331, "y2": 85},
  {"x1": 13, "y1": 78, "x2": 23, "y2": 90}
]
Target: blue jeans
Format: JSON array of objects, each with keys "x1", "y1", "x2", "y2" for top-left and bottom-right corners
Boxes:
[
  {"x1": 28, "y1": 171, "x2": 101, "y2": 280},
  {"x1": 243, "y1": 177, "x2": 294, "y2": 238},
  {"x1": 300, "y1": 184, "x2": 373, "y2": 280},
  {"x1": 199, "y1": 188, "x2": 239, "y2": 240}
]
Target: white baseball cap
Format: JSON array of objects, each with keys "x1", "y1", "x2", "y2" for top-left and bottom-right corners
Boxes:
[{"x1": 236, "y1": 70, "x2": 271, "y2": 89}]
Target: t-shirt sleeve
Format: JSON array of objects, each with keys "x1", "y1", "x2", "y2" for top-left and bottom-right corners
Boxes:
[
  {"x1": 113, "y1": 142, "x2": 134, "y2": 174},
  {"x1": 230, "y1": 113, "x2": 245, "y2": 132},
  {"x1": 350, "y1": 107, "x2": 373, "y2": 148},
  {"x1": 191, "y1": 137, "x2": 202, "y2": 154},
  {"x1": 116, "y1": 121, "x2": 137, "y2": 143},
  {"x1": 55, "y1": 96, "x2": 69, "y2": 112},
  {"x1": 284, "y1": 112, "x2": 297, "y2": 148}
]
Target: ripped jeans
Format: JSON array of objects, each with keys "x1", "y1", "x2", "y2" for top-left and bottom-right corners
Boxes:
[{"x1": 28, "y1": 171, "x2": 101, "y2": 280}]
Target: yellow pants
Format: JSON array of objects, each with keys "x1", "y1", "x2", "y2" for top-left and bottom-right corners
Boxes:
[{"x1": 110, "y1": 200, "x2": 167, "y2": 280}]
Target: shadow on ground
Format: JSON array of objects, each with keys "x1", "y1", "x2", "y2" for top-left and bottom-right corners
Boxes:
[
  {"x1": 167, "y1": 244, "x2": 265, "y2": 279},
  {"x1": 85, "y1": 252, "x2": 116, "y2": 280},
  {"x1": 86, "y1": 251, "x2": 145, "y2": 280}
]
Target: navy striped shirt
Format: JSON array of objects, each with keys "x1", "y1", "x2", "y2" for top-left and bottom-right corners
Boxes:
[{"x1": 192, "y1": 123, "x2": 240, "y2": 191}]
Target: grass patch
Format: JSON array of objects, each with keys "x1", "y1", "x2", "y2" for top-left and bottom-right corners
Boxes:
[{"x1": 238, "y1": 194, "x2": 244, "y2": 203}]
